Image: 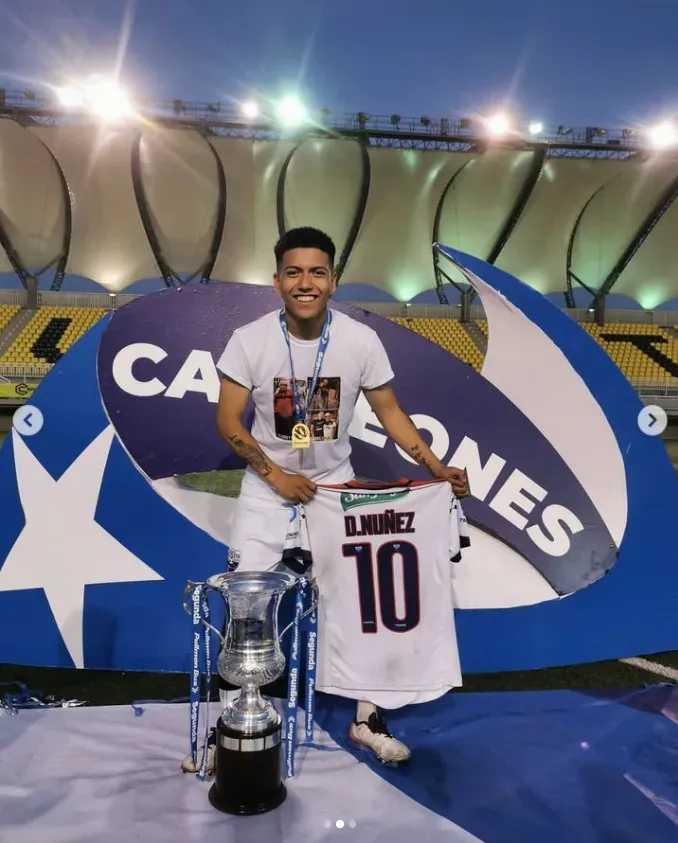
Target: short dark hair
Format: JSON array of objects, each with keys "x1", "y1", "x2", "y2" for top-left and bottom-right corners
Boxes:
[{"x1": 274, "y1": 227, "x2": 336, "y2": 269}]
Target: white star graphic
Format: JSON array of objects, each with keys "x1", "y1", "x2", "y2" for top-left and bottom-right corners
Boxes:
[{"x1": 0, "y1": 424, "x2": 163, "y2": 668}]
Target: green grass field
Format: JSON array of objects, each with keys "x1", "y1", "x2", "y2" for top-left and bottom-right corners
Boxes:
[
  {"x1": 179, "y1": 468, "x2": 245, "y2": 497},
  {"x1": 0, "y1": 433, "x2": 677, "y2": 706}
]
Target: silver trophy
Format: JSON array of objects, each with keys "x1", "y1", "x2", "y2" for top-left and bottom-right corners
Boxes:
[{"x1": 184, "y1": 571, "x2": 307, "y2": 815}]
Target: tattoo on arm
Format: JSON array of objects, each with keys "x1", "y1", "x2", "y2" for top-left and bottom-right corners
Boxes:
[
  {"x1": 409, "y1": 443, "x2": 435, "y2": 474},
  {"x1": 227, "y1": 434, "x2": 273, "y2": 477}
]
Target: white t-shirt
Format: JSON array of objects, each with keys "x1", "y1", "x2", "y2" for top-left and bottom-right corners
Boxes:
[
  {"x1": 216, "y1": 308, "x2": 394, "y2": 500},
  {"x1": 286, "y1": 481, "x2": 467, "y2": 708}
]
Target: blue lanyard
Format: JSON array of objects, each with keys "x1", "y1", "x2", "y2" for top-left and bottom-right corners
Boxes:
[
  {"x1": 279, "y1": 310, "x2": 332, "y2": 424},
  {"x1": 285, "y1": 579, "x2": 305, "y2": 777},
  {"x1": 284, "y1": 578, "x2": 317, "y2": 778},
  {"x1": 189, "y1": 583, "x2": 212, "y2": 781},
  {"x1": 303, "y1": 583, "x2": 317, "y2": 743}
]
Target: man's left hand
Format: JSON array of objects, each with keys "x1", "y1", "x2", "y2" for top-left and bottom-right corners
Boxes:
[{"x1": 437, "y1": 466, "x2": 469, "y2": 498}]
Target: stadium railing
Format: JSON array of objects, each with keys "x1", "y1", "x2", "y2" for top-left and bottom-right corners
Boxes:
[
  {"x1": 630, "y1": 377, "x2": 678, "y2": 414},
  {"x1": 0, "y1": 364, "x2": 52, "y2": 379},
  {"x1": 0, "y1": 291, "x2": 137, "y2": 309},
  {"x1": 630, "y1": 378, "x2": 678, "y2": 393}
]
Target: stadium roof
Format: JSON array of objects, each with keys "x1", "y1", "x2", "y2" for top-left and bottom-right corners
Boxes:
[{"x1": 1, "y1": 115, "x2": 678, "y2": 308}]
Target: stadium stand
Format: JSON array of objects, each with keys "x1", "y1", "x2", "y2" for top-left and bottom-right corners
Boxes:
[
  {"x1": 472, "y1": 317, "x2": 678, "y2": 383},
  {"x1": 0, "y1": 307, "x2": 107, "y2": 365},
  {"x1": 581, "y1": 323, "x2": 678, "y2": 381},
  {"x1": 0, "y1": 304, "x2": 20, "y2": 334},
  {"x1": 0, "y1": 299, "x2": 675, "y2": 394},
  {"x1": 390, "y1": 316, "x2": 484, "y2": 370}
]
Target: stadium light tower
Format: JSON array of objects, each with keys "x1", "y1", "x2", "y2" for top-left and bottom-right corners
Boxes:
[
  {"x1": 84, "y1": 78, "x2": 133, "y2": 122},
  {"x1": 54, "y1": 77, "x2": 133, "y2": 122},
  {"x1": 485, "y1": 112, "x2": 511, "y2": 138},
  {"x1": 241, "y1": 100, "x2": 259, "y2": 120},
  {"x1": 56, "y1": 85, "x2": 84, "y2": 108},
  {"x1": 648, "y1": 121, "x2": 678, "y2": 149},
  {"x1": 275, "y1": 95, "x2": 307, "y2": 128},
  {"x1": 529, "y1": 121, "x2": 544, "y2": 136}
]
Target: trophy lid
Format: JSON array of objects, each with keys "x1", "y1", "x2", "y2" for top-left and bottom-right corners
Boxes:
[{"x1": 205, "y1": 571, "x2": 297, "y2": 596}]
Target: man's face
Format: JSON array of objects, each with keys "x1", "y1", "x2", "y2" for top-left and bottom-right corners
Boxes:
[{"x1": 274, "y1": 247, "x2": 337, "y2": 321}]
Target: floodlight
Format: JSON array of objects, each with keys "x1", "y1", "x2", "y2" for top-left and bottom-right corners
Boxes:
[
  {"x1": 648, "y1": 122, "x2": 677, "y2": 149},
  {"x1": 275, "y1": 96, "x2": 307, "y2": 127},
  {"x1": 528, "y1": 121, "x2": 543, "y2": 135},
  {"x1": 242, "y1": 100, "x2": 259, "y2": 119},
  {"x1": 56, "y1": 85, "x2": 84, "y2": 108},
  {"x1": 486, "y1": 113, "x2": 510, "y2": 137},
  {"x1": 83, "y1": 79, "x2": 133, "y2": 122}
]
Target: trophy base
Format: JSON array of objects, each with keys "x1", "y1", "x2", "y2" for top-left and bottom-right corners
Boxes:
[
  {"x1": 209, "y1": 716, "x2": 287, "y2": 816},
  {"x1": 208, "y1": 780, "x2": 286, "y2": 816}
]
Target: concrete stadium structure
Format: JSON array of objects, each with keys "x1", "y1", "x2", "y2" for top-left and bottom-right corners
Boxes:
[{"x1": 1, "y1": 116, "x2": 678, "y2": 308}]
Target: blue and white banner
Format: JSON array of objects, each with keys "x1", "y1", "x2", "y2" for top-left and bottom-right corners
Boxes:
[{"x1": 0, "y1": 248, "x2": 676, "y2": 674}]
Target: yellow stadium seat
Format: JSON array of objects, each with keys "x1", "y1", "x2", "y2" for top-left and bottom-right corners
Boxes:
[
  {"x1": 582, "y1": 323, "x2": 678, "y2": 383},
  {"x1": 389, "y1": 317, "x2": 485, "y2": 371},
  {"x1": 0, "y1": 306, "x2": 107, "y2": 365},
  {"x1": 0, "y1": 304, "x2": 21, "y2": 334}
]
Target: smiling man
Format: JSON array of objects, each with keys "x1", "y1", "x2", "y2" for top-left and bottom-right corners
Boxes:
[{"x1": 215, "y1": 226, "x2": 468, "y2": 764}]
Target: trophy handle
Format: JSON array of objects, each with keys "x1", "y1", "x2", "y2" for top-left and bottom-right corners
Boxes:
[
  {"x1": 200, "y1": 617, "x2": 226, "y2": 645},
  {"x1": 182, "y1": 584, "x2": 226, "y2": 646},
  {"x1": 278, "y1": 600, "x2": 319, "y2": 642}
]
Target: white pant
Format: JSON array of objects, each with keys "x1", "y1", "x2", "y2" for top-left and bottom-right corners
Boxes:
[{"x1": 227, "y1": 489, "x2": 295, "y2": 572}]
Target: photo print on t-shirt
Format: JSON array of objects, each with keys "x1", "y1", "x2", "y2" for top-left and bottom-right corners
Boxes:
[{"x1": 272, "y1": 376, "x2": 341, "y2": 441}]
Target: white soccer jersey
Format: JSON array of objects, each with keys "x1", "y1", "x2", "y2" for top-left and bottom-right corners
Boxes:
[{"x1": 292, "y1": 480, "x2": 469, "y2": 709}]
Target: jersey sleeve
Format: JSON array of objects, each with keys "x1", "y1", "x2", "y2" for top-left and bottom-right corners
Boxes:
[
  {"x1": 278, "y1": 505, "x2": 313, "y2": 576},
  {"x1": 216, "y1": 330, "x2": 253, "y2": 390},
  {"x1": 361, "y1": 330, "x2": 395, "y2": 390}
]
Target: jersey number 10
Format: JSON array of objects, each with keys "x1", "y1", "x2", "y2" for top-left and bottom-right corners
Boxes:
[{"x1": 342, "y1": 541, "x2": 420, "y2": 634}]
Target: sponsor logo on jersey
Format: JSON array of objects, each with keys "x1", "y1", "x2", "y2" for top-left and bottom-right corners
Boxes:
[{"x1": 340, "y1": 490, "x2": 411, "y2": 511}]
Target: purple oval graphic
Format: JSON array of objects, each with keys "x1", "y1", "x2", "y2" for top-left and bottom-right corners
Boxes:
[{"x1": 97, "y1": 283, "x2": 617, "y2": 595}]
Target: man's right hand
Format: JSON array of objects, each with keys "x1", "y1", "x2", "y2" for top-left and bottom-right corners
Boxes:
[{"x1": 271, "y1": 471, "x2": 317, "y2": 504}]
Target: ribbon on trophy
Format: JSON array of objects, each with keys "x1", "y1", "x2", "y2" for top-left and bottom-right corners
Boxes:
[
  {"x1": 281, "y1": 501, "x2": 318, "y2": 776},
  {"x1": 285, "y1": 580, "x2": 304, "y2": 778},
  {"x1": 284, "y1": 575, "x2": 318, "y2": 778},
  {"x1": 303, "y1": 580, "x2": 317, "y2": 743},
  {"x1": 189, "y1": 582, "x2": 212, "y2": 781}
]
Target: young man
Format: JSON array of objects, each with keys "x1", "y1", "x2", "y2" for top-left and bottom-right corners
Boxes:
[{"x1": 215, "y1": 226, "x2": 468, "y2": 764}]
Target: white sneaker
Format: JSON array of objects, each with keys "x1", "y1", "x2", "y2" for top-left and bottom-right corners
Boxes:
[{"x1": 348, "y1": 711, "x2": 411, "y2": 765}]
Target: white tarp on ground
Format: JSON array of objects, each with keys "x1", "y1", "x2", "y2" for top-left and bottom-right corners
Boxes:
[{"x1": 0, "y1": 703, "x2": 484, "y2": 843}]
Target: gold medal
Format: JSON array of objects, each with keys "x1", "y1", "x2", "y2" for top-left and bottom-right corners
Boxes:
[{"x1": 292, "y1": 422, "x2": 311, "y2": 449}]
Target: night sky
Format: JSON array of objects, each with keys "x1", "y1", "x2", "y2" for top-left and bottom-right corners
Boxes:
[{"x1": 0, "y1": 0, "x2": 675, "y2": 131}]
